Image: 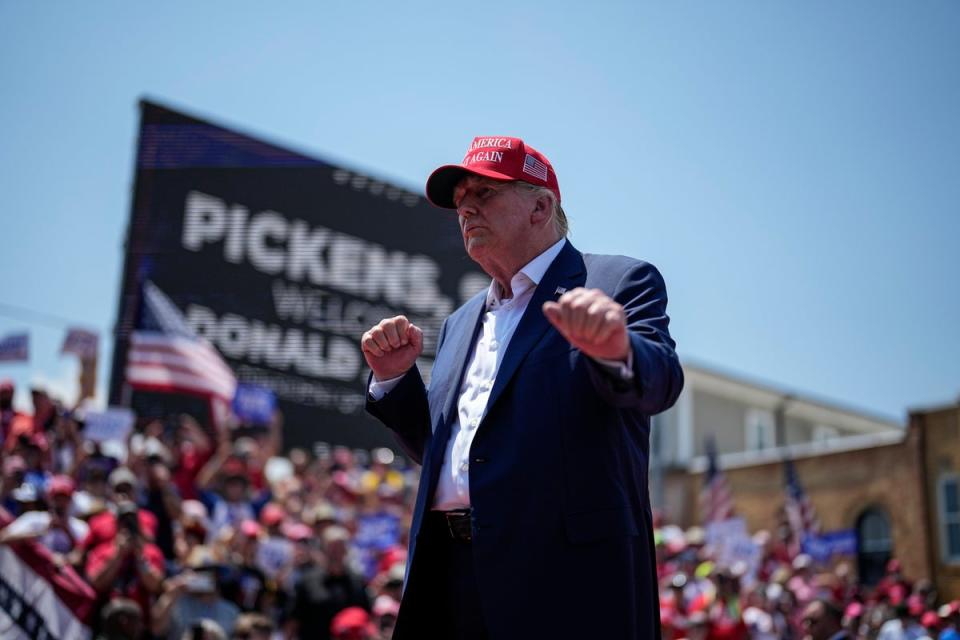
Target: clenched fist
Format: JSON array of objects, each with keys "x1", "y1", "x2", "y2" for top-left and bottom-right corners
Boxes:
[
  {"x1": 361, "y1": 315, "x2": 424, "y2": 381},
  {"x1": 542, "y1": 288, "x2": 630, "y2": 362}
]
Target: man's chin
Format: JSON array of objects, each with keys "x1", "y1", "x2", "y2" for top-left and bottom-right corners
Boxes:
[{"x1": 464, "y1": 240, "x2": 489, "y2": 262}]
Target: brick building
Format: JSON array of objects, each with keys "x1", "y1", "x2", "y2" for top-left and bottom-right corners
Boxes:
[
  {"x1": 661, "y1": 398, "x2": 960, "y2": 599},
  {"x1": 650, "y1": 362, "x2": 900, "y2": 513},
  {"x1": 913, "y1": 401, "x2": 960, "y2": 600}
]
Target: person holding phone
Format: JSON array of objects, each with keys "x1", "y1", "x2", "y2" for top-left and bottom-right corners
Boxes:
[
  {"x1": 152, "y1": 546, "x2": 240, "y2": 640},
  {"x1": 85, "y1": 500, "x2": 165, "y2": 619},
  {"x1": 0, "y1": 474, "x2": 88, "y2": 558}
]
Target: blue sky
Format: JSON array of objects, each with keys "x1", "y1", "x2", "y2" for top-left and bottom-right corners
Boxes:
[{"x1": 0, "y1": 1, "x2": 957, "y2": 421}]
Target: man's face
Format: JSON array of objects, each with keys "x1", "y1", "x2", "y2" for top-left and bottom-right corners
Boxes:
[
  {"x1": 453, "y1": 176, "x2": 537, "y2": 264},
  {"x1": 113, "y1": 612, "x2": 143, "y2": 639},
  {"x1": 113, "y1": 482, "x2": 135, "y2": 502},
  {"x1": 326, "y1": 538, "x2": 347, "y2": 563},
  {"x1": 51, "y1": 493, "x2": 71, "y2": 514},
  {"x1": 31, "y1": 390, "x2": 51, "y2": 415},
  {"x1": 801, "y1": 602, "x2": 838, "y2": 640},
  {"x1": 224, "y1": 476, "x2": 248, "y2": 501}
]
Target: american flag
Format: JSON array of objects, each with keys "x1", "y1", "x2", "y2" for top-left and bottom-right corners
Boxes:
[
  {"x1": 125, "y1": 281, "x2": 236, "y2": 401},
  {"x1": 700, "y1": 436, "x2": 735, "y2": 525},
  {"x1": 522, "y1": 153, "x2": 548, "y2": 181},
  {"x1": 783, "y1": 456, "x2": 821, "y2": 558}
]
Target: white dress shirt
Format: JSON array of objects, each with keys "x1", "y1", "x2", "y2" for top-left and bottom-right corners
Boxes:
[{"x1": 369, "y1": 238, "x2": 631, "y2": 510}]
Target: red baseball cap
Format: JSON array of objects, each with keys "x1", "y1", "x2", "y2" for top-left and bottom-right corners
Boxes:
[
  {"x1": 259, "y1": 503, "x2": 285, "y2": 527},
  {"x1": 908, "y1": 594, "x2": 926, "y2": 617},
  {"x1": 330, "y1": 606, "x2": 375, "y2": 638},
  {"x1": 239, "y1": 519, "x2": 262, "y2": 538},
  {"x1": 222, "y1": 458, "x2": 248, "y2": 480},
  {"x1": 425, "y1": 136, "x2": 561, "y2": 209},
  {"x1": 283, "y1": 522, "x2": 313, "y2": 542},
  {"x1": 48, "y1": 475, "x2": 76, "y2": 497}
]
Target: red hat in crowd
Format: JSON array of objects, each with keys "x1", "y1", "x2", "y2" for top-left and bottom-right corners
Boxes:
[
  {"x1": 425, "y1": 136, "x2": 561, "y2": 209},
  {"x1": 283, "y1": 522, "x2": 313, "y2": 542},
  {"x1": 259, "y1": 503, "x2": 285, "y2": 527},
  {"x1": 47, "y1": 475, "x2": 75, "y2": 497},
  {"x1": 377, "y1": 545, "x2": 407, "y2": 575},
  {"x1": 239, "y1": 519, "x2": 262, "y2": 539},
  {"x1": 330, "y1": 606, "x2": 375, "y2": 639},
  {"x1": 844, "y1": 602, "x2": 864, "y2": 619},
  {"x1": 922, "y1": 610, "x2": 940, "y2": 630},
  {"x1": 222, "y1": 459, "x2": 249, "y2": 480},
  {"x1": 888, "y1": 583, "x2": 907, "y2": 606},
  {"x1": 908, "y1": 594, "x2": 926, "y2": 617}
]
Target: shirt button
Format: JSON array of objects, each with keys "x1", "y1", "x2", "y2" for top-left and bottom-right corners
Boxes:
[
  {"x1": 489, "y1": 340, "x2": 499, "y2": 350},
  {"x1": 460, "y1": 462, "x2": 469, "y2": 472}
]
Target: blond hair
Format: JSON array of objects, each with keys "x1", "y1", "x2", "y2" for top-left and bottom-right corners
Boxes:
[{"x1": 512, "y1": 181, "x2": 569, "y2": 237}]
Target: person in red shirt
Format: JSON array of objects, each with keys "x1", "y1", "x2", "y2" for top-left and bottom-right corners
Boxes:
[
  {"x1": 705, "y1": 570, "x2": 749, "y2": 640},
  {"x1": 169, "y1": 415, "x2": 215, "y2": 501},
  {"x1": 875, "y1": 559, "x2": 913, "y2": 604},
  {"x1": 85, "y1": 501, "x2": 165, "y2": 619}
]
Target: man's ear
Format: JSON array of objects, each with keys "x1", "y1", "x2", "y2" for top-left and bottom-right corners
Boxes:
[{"x1": 529, "y1": 194, "x2": 552, "y2": 227}]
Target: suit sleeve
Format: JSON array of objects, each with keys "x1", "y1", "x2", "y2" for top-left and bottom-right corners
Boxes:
[
  {"x1": 365, "y1": 367, "x2": 431, "y2": 464},
  {"x1": 584, "y1": 261, "x2": 684, "y2": 414},
  {"x1": 364, "y1": 319, "x2": 447, "y2": 465}
]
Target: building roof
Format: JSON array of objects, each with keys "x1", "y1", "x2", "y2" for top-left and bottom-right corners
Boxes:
[
  {"x1": 682, "y1": 359, "x2": 903, "y2": 434},
  {"x1": 688, "y1": 428, "x2": 905, "y2": 473}
]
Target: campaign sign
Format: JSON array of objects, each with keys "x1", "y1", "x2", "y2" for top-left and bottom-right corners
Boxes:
[
  {"x1": 108, "y1": 101, "x2": 488, "y2": 450},
  {"x1": 232, "y1": 383, "x2": 276, "y2": 426},
  {"x1": 84, "y1": 407, "x2": 136, "y2": 443},
  {"x1": 354, "y1": 512, "x2": 401, "y2": 578},
  {"x1": 61, "y1": 328, "x2": 99, "y2": 360},
  {"x1": 705, "y1": 517, "x2": 747, "y2": 548},
  {"x1": 0, "y1": 332, "x2": 29, "y2": 362},
  {"x1": 802, "y1": 530, "x2": 858, "y2": 563}
]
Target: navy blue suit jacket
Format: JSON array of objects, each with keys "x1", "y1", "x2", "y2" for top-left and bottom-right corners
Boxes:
[{"x1": 367, "y1": 240, "x2": 683, "y2": 639}]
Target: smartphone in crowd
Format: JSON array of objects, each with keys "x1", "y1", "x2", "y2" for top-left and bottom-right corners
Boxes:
[{"x1": 184, "y1": 571, "x2": 215, "y2": 594}]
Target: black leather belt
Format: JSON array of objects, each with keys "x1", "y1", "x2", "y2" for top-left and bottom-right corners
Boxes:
[{"x1": 430, "y1": 508, "x2": 473, "y2": 542}]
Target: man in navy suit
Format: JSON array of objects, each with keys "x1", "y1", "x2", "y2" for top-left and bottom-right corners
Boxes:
[{"x1": 362, "y1": 136, "x2": 683, "y2": 639}]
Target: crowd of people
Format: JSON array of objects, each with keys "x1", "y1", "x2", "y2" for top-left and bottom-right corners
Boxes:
[
  {"x1": 2, "y1": 377, "x2": 959, "y2": 640},
  {"x1": 656, "y1": 525, "x2": 960, "y2": 639},
  {"x1": 1, "y1": 379, "x2": 413, "y2": 640}
]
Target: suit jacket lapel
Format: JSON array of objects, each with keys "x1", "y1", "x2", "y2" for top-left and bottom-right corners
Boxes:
[{"x1": 484, "y1": 240, "x2": 586, "y2": 415}]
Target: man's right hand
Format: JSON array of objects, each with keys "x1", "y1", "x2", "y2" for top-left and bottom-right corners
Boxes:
[{"x1": 361, "y1": 316, "x2": 424, "y2": 381}]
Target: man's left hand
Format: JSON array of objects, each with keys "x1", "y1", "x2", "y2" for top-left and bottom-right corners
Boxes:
[{"x1": 543, "y1": 288, "x2": 630, "y2": 363}]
